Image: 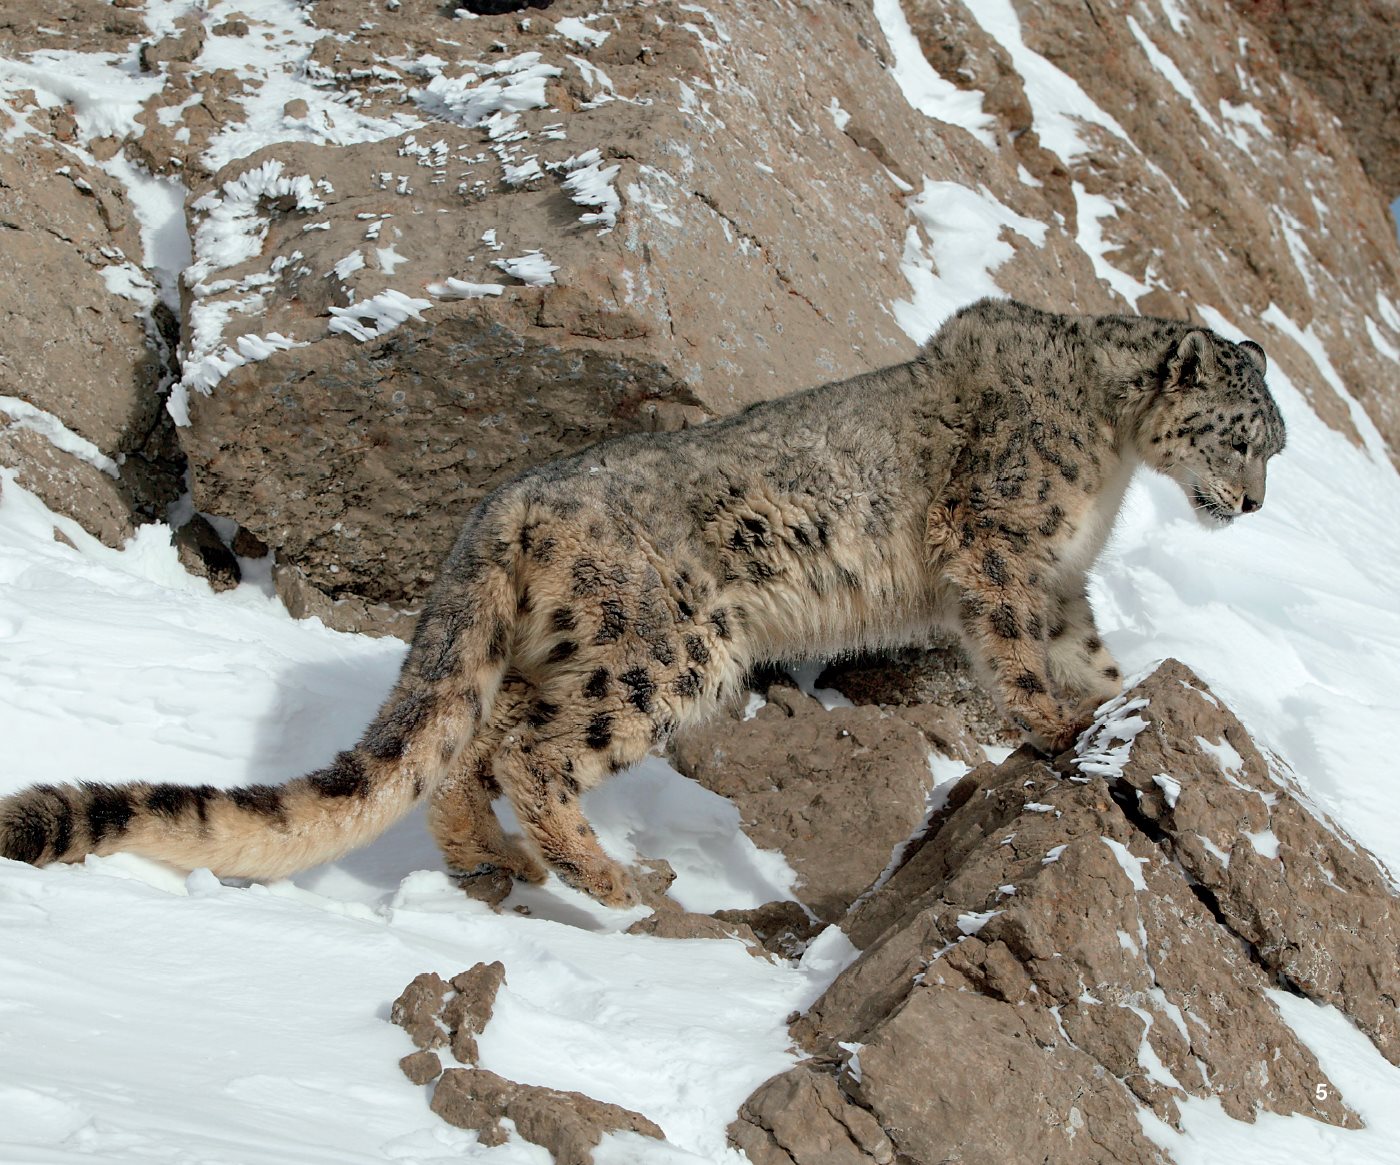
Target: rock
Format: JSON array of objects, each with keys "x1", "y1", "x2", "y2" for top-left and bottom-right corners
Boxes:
[
  {"x1": 1102, "y1": 659, "x2": 1400, "y2": 1066},
  {"x1": 672, "y1": 686, "x2": 969, "y2": 922},
  {"x1": 1233, "y1": 0, "x2": 1400, "y2": 198},
  {"x1": 399, "y1": 1049, "x2": 442, "y2": 1085},
  {"x1": 272, "y1": 561, "x2": 418, "y2": 640},
  {"x1": 0, "y1": 136, "x2": 181, "y2": 544},
  {"x1": 625, "y1": 909, "x2": 768, "y2": 957},
  {"x1": 444, "y1": 961, "x2": 506, "y2": 1066},
  {"x1": 388, "y1": 971, "x2": 452, "y2": 1051},
  {"x1": 731, "y1": 661, "x2": 1396, "y2": 1163},
  {"x1": 816, "y1": 635, "x2": 1017, "y2": 751},
  {"x1": 431, "y1": 1067, "x2": 664, "y2": 1165},
  {"x1": 712, "y1": 901, "x2": 824, "y2": 960},
  {"x1": 173, "y1": 514, "x2": 241, "y2": 591},
  {"x1": 729, "y1": 1067, "x2": 895, "y2": 1165},
  {"x1": 139, "y1": 14, "x2": 205, "y2": 72}
]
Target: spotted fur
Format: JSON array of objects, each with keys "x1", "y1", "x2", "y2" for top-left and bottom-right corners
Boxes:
[{"x1": 0, "y1": 299, "x2": 1284, "y2": 906}]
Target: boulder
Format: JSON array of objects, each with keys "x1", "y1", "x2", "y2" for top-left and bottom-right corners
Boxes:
[
  {"x1": 672, "y1": 685, "x2": 984, "y2": 923},
  {"x1": 0, "y1": 134, "x2": 182, "y2": 544},
  {"x1": 731, "y1": 661, "x2": 1398, "y2": 1164}
]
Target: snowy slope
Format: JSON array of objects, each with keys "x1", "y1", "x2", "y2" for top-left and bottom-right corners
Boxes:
[{"x1": 3, "y1": 0, "x2": 1400, "y2": 1162}]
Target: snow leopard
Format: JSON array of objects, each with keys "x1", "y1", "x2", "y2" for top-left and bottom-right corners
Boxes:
[{"x1": 0, "y1": 299, "x2": 1286, "y2": 906}]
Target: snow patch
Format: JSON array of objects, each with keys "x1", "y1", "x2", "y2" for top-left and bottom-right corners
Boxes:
[{"x1": 327, "y1": 289, "x2": 432, "y2": 342}]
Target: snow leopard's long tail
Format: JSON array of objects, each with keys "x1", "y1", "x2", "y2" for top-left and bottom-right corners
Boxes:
[{"x1": 0, "y1": 532, "x2": 518, "y2": 880}]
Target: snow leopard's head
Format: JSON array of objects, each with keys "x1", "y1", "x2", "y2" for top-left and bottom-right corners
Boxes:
[{"x1": 1138, "y1": 330, "x2": 1286, "y2": 528}]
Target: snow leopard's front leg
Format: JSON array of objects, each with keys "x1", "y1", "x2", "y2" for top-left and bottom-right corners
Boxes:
[
  {"x1": 944, "y1": 535, "x2": 1095, "y2": 754},
  {"x1": 1046, "y1": 581, "x2": 1123, "y2": 710}
]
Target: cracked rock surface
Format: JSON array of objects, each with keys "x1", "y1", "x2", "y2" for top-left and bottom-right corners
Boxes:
[{"x1": 729, "y1": 661, "x2": 1397, "y2": 1165}]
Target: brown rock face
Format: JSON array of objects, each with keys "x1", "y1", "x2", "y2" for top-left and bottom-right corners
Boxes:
[
  {"x1": 1233, "y1": 0, "x2": 1400, "y2": 199},
  {"x1": 0, "y1": 135, "x2": 182, "y2": 545},
  {"x1": 672, "y1": 685, "x2": 983, "y2": 922},
  {"x1": 731, "y1": 662, "x2": 1398, "y2": 1164}
]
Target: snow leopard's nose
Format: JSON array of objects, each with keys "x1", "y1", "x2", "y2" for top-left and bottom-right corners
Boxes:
[{"x1": 1241, "y1": 494, "x2": 1262, "y2": 514}]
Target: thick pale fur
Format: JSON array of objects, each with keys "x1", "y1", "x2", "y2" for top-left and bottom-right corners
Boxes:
[{"x1": 0, "y1": 299, "x2": 1286, "y2": 905}]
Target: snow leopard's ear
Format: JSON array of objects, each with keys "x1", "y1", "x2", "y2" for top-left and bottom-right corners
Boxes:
[
  {"x1": 1238, "y1": 339, "x2": 1267, "y2": 374},
  {"x1": 1166, "y1": 330, "x2": 1212, "y2": 390}
]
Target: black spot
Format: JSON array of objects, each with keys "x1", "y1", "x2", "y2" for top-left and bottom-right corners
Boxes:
[
  {"x1": 594, "y1": 598, "x2": 627, "y2": 644},
  {"x1": 673, "y1": 669, "x2": 703, "y2": 698},
  {"x1": 619, "y1": 667, "x2": 656, "y2": 714},
  {"x1": 308, "y1": 752, "x2": 370, "y2": 798},
  {"x1": 990, "y1": 603, "x2": 1020, "y2": 639},
  {"x1": 1038, "y1": 505, "x2": 1064, "y2": 537},
  {"x1": 648, "y1": 635, "x2": 677, "y2": 666},
  {"x1": 81, "y1": 786, "x2": 133, "y2": 847},
  {"x1": 1084, "y1": 636, "x2": 1103, "y2": 655},
  {"x1": 586, "y1": 712, "x2": 613, "y2": 750},
  {"x1": 1015, "y1": 671, "x2": 1046, "y2": 694},
  {"x1": 746, "y1": 559, "x2": 776, "y2": 583},
  {"x1": 412, "y1": 775, "x2": 425, "y2": 799},
  {"x1": 983, "y1": 550, "x2": 1008, "y2": 585},
  {"x1": 741, "y1": 516, "x2": 769, "y2": 544},
  {"x1": 1103, "y1": 666, "x2": 1121, "y2": 681},
  {"x1": 517, "y1": 587, "x2": 532, "y2": 615},
  {"x1": 550, "y1": 607, "x2": 577, "y2": 633},
  {"x1": 526, "y1": 699, "x2": 560, "y2": 728},
  {"x1": 1027, "y1": 613, "x2": 1045, "y2": 640},
  {"x1": 571, "y1": 557, "x2": 602, "y2": 595},
  {"x1": 146, "y1": 784, "x2": 215, "y2": 825},
  {"x1": 229, "y1": 785, "x2": 286, "y2": 821},
  {"x1": 531, "y1": 536, "x2": 557, "y2": 563},
  {"x1": 547, "y1": 640, "x2": 578, "y2": 664},
  {"x1": 584, "y1": 667, "x2": 611, "y2": 700},
  {"x1": 836, "y1": 566, "x2": 860, "y2": 589},
  {"x1": 684, "y1": 634, "x2": 710, "y2": 664},
  {"x1": 709, "y1": 608, "x2": 731, "y2": 640}
]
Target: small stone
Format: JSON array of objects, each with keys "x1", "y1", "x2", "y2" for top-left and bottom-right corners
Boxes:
[
  {"x1": 389, "y1": 971, "x2": 451, "y2": 1050},
  {"x1": 399, "y1": 1050, "x2": 442, "y2": 1085}
]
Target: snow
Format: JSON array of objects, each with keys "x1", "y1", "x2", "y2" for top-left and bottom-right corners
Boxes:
[
  {"x1": 1152, "y1": 773, "x2": 1182, "y2": 808},
  {"x1": 965, "y1": 0, "x2": 1133, "y2": 162},
  {"x1": 0, "y1": 473, "x2": 850, "y2": 1164},
  {"x1": 1073, "y1": 183, "x2": 1152, "y2": 306},
  {"x1": 873, "y1": 0, "x2": 997, "y2": 149},
  {"x1": 493, "y1": 251, "x2": 559, "y2": 286},
  {"x1": 0, "y1": 397, "x2": 120, "y2": 478},
  {"x1": 414, "y1": 52, "x2": 562, "y2": 129},
  {"x1": 328, "y1": 289, "x2": 433, "y2": 342},
  {"x1": 555, "y1": 17, "x2": 610, "y2": 50},
  {"x1": 1101, "y1": 837, "x2": 1150, "y2": 892},
  {"x1": 892, "y1": 180, "x2": 1048, "y2": 342},
  {"x1": 561, "y1": 148, "x2": 623, "y2": 232}
]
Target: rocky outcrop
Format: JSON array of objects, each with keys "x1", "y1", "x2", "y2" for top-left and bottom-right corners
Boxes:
[
  {"x1": 672, "y1": 684, "x2": 984, "y2": 923},
  {"x1": 1232, "y1": 0, "x2": 1400, "y2": 199},
  {"x1": 729, "y1": 661, "x2": 1398, "y2": 1165},
  {"x1": 2, "y1": 0, "x2": 1395, "y2": 625},
  {"x1": 0, "y1": 133, "x2": 181, "y2": 546}
]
